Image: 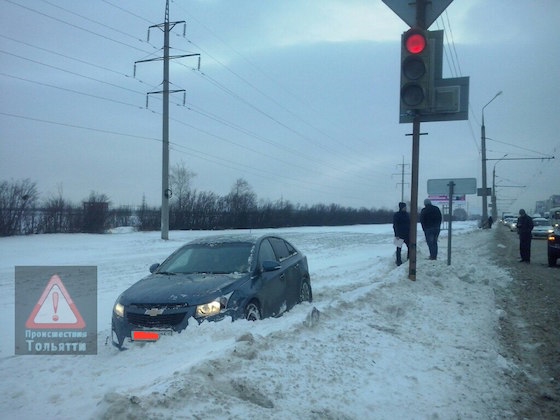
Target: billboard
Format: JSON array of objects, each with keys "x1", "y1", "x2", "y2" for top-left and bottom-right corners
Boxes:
[{"x1": 429, "y1": 194, "x2": 466, "y2": 203}]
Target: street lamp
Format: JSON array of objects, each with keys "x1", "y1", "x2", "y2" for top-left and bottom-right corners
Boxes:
[
  {"x1": 481, "y1": 91, "x2": 502, "y2": 227},
  {"x1": 492, "y1": 154, "x2": 508, "y2": 221}
]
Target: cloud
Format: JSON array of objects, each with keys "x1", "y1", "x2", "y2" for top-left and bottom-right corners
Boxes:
[{"x1": 251, "y1": 1, "x2": 405, "y2": 49}]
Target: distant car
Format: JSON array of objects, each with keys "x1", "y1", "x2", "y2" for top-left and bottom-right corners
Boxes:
[
  {"x1": 501, "y1": 214, "x2": 515, "y2": 224},
  {"x1": 111, "y1": 234, "x2": 312, "y2": 348},
  {"x1": 550, "y1": 207, "x2": 560, "y2": 229},
  {"x1": 548, "y1": 228, "x2": 560, "y2": 267},
  {"x1": 532, "y1": 217, "x2": 553, "y2": 239},
  {"x1": 504, "y1": 217, "x2": 517, "y2": 231}
]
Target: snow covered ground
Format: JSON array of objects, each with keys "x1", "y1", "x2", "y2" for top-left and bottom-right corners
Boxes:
[{"x1": 0, "y1": 222, "x2": 518, "y2": 419}]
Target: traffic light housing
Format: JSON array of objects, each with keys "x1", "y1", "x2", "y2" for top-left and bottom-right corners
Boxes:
[{"x1": 400, "y1": 28, "x2": 431, "y2": 113}]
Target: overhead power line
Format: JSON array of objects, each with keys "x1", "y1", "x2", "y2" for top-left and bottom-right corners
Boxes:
[{"x1": 4, "y1": 0, "x2": 154, "y2": 54}]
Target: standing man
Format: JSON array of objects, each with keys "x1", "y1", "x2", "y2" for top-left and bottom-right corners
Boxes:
[
  {"x1": 517, "y1": 209, "x2": 534, "y2": 263},
  {"x1": 393, "y1": 202, "x2": 410, "y2": 266},
  {"x1": 420, "y1": 199, "x2": 442, "y2": 260}
]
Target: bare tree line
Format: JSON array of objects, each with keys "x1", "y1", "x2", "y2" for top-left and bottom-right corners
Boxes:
[{"x1": 1, "y1": 166, "x2": 393, "y2": 236}]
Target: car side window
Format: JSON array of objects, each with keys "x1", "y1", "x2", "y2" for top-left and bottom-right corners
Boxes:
[
  {"x1": 258, "y1": 239, "x2": 277, "y2": 266},
  {"x1": 285, "y1": 241, "x2": 297, "y2": 257},
  {"x1": 269, "y1": 237, "x2": 293, "y2": 261}
]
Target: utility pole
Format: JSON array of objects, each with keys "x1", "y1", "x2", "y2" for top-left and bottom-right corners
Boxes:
[
  {"x1": 480, "y1": 91, "x2": 502, "y2": 228},
  {"x1": 134, "y1": 0, "x2": 200, "y2": 240},
  {"x1": 490, "y1": 155, "x2": 554, "y2": 220}
]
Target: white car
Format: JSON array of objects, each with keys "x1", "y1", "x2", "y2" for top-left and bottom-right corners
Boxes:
[
  {"x1": 504, "y1": 217, "x2": 517, "y2": 231},
  {"x1": 532, "y1": 217, "x2": 554, "y2": 238}
]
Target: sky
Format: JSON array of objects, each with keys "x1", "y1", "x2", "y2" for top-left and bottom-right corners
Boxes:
[
  {"x1": 0, "y1": 222, "x2": 524, "y2": 418},
  {"x1": 1, "y1": 0, "x2": 559, "y2": 215}
]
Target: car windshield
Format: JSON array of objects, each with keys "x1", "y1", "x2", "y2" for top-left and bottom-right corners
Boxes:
[{"x1": 157, "y1": 242, "x2": 253, "y2": 274}]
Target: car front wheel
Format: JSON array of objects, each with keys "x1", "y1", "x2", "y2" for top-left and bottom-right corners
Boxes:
[{"x1": 244, "y1": 301, "x2": 261, "y2": 321}]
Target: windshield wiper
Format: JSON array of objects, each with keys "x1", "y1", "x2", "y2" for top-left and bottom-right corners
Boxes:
[{"x1": 156, "y1": 271, "x2": 176, "y2": 276}]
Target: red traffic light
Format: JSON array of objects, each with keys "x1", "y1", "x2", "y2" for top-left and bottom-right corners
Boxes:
[
  {"x1": 400, "y1": 28, "x2": 430, "y2": 111},
  {"x1": 404, "y1": 31, "x2": 427, "y2": 54}
]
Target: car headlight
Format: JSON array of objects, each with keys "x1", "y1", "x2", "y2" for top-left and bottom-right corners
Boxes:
[
  {"x1": 114, "y1": 302, "x2": 124, "y2": 317},
  {"x1": 196, "y1": 300, "x2": 222, "y2": 317},
  {"x1": 195, "y1": 292, "x2": 233, "y2": 318}
]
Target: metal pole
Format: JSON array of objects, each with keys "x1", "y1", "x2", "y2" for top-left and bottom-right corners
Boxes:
[
  {"x1": 492, "y1": 165, "x2": 497, "y2": 221},
  {"x1": 447, "y1": 181, "x2": 454, "y2": 266},
  {"x1": 480, "y1": 91, "x2": 502, "y2": 229},
  {"x1": 408, "y1": 115, "x2": 420, "y2": 281},
  {"x1": 481, "y1": 121, "x2": 487, "y2": 227},
  {"x1": 161, "y1": 0, "x2": 170, "y2": 240}
]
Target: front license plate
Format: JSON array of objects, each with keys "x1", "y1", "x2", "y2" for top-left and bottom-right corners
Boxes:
[{"x1": 132, "y1": 330, "x2": 173, "y2": 341}]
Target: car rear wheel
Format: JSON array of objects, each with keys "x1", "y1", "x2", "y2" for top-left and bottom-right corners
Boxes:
[
  {"x1": 299, "y1": 280, "x2": 312, "y2": 303},
  {"x1": 244, "y1": 301, "x2": 261, "y2": 321}
]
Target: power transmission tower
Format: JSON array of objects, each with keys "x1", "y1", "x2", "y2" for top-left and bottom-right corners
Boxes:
[
  {"x1": 393, "y1": 156, "x2": 410, "y2": 203},
  {"x1": 134, "y1": 0, "x2": 200, "y2": 240}
]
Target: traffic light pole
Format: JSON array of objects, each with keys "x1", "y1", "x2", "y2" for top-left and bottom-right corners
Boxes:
[
  {"x1": 408, "y1": 115, "x2": 421, "y2": 281},
  {"x1": 406, "y1": 1, "x2": 425, "y2": 281},
  {"x1": 385, "y1": 0, "x2": 459, "y2": 280}
]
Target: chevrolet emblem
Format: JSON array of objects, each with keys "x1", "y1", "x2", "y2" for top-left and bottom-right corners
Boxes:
[{"x1": 144, "y1": 307, "x2": 164, "y2": 316}]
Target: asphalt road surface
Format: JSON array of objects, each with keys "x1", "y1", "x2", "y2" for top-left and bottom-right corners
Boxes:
[{"x1": 490, "y1": 224, "x2": 560, "y2": 418}]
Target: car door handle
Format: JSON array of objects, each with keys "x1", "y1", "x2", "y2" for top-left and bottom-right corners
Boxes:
[{"x1": 280, "y1": 274, "x2": 285, "y2": 281}]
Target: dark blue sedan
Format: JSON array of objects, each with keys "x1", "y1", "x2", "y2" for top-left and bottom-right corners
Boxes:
[{"x1": 111, "y1": 234, "x2": 312, "y2": 348}]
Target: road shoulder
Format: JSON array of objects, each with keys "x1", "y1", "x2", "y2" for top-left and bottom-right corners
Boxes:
[{"x1": 490, "y1": 225, "x2": 560, "y2": 418}]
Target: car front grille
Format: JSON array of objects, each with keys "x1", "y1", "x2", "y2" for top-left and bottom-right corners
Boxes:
[
  {"x1": 127, "y1": 312, "x2": 186, "y2": 328},
  {"x1": 126, "y1": 303, "x2": 188, "y2": 328}
]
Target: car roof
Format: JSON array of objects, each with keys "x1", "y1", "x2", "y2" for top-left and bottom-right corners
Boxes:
[
  {"x1": 186, "y1": 233, "x2": 298, "y2": 248},
  {"x1": 188, "y1": 234, "x2": 260, "y2": 245}
]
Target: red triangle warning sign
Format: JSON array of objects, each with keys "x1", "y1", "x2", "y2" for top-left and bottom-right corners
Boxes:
[{"x1": 25, "y1": 274, "x2": 86, "y2": 329}]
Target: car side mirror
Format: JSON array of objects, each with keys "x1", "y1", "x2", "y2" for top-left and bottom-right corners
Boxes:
[
  {"x1": 261, "y1": 260, "x2": 281, "y2": 272},
  {"x1": 149, "y1": 263, "x2": 160, "y2": 273}
]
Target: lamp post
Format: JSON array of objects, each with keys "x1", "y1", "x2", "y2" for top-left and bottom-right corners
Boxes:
[
  {"x1": 481, "y1": 91, "x2": 502, "y2": 227},
  {"x1": 492, "y1": 154, "x2": 508, "y2": 221}
]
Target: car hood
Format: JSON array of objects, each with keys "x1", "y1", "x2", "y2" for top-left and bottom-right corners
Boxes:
[{"x1": 119, "y1": 272, "x2": 249, "y2": 305}]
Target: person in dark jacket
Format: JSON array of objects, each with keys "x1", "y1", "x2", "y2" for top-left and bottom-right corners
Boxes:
[
  {"x1": 516, "y1": 209, "x2": 534, "y2": 263},
  {"x1": 393, "y1": 202, "x2": 410, "y2": 266},
  {"x1": 420, "y1": 199, "x2": 442, "y2": 260}
]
